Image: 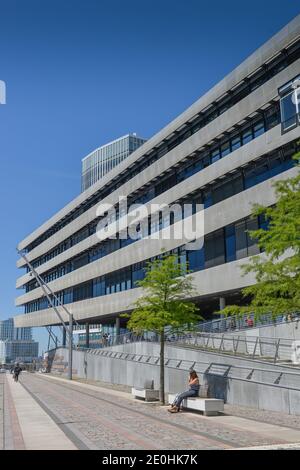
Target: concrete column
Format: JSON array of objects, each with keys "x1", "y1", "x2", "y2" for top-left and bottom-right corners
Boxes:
[
  {"x1": 219, "y1": 297, "x2": 226, "y2": 311},
  {"x1": 62, "y1": 327, "x2": 66, "y2": 347},
  {"x1": 115, "y1": 317, "x2": 120, "y2": 337},
  {"x1": 219, "y1": 297, "x2": 226, "y2": 318},
  {"x1": 68, "y1": 315, "x2": 73, "y2": 381},
  {"x1": 85, "y1": 323, "x2": 90, "y2": 348}
]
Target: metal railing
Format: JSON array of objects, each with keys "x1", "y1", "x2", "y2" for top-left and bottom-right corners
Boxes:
[
  {"x1": 74, "y1": 312, "x2": 300, "y2": 351},
  {"x1": 281, "y1": 113, "x2": 300, "y2": 134},
  {"x1": 169, "y1": 332, "x2": 295, "y2": 363},
  {"x1": 74, "y1": 347, "x2": 300, "y2": 391},
  {"x1": 195, "y1": 312, "x2": 300, "y2": 334},
  {"x1": 75, "y1": 330, "x2": 298, "y2": 364}
]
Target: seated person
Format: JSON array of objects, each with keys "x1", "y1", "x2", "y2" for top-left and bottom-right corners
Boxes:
[{"x1": 168, "y1": 370, "x2": 200, "y2": 413}]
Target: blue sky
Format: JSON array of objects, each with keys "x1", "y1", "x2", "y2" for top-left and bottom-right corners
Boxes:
[{"x1": 0, "y1": 0, "x2": 299, "y2": 352}]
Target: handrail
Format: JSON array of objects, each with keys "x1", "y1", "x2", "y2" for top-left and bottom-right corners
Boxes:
[
  {"x1": 70, "y1": 346, "x2": 300, "y2": 390},
  {"x1": 75, "y1": 313, "x2": 300, "y2": 350},
  {"x1": 195, "y1": 311, "x2": 300, "y2": 334},
  {"x1": 76, "y1": 329, "x2": 296, "y2": 346},
  {"x1": 87, "y1": 330, "x2": 295, "y2": 346},
  {"x1": 76, "y1": 347, "x2": 300, "y2": 377},
  {"x1": 74, "y1": 327, "x2": 299, "y2": 364}
]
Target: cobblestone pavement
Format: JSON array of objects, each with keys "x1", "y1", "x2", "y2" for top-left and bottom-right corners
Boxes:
[
  {"x1": 224, "y1": 404, "x2": 300, "y2": 430},
  {"x1": 2, "y1": 373, "x2": 26, "y2": 450},
  {"x1": 11, "y1": 373, "x2": 300, "y2": 450},
  {"x1": 74, "y1": 377, "x2": 131, "y2": 393},
  {"x1": 65, "y1": 377, "x2": 300, "y2": 432},
  {"x1": 238, "y1": 443, "x2": 300, "y2": 450}
]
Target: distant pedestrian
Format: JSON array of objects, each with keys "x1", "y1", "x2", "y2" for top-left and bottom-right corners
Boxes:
[
  {"x1": 246, "y1": 316, "x2": 254, "y2": 328},
  {"x1": 230, "y1": 317, "x2": 236, "y2": 330},
  {"x1": 13, "y1": 363, "x2": 22, "y2": 382},
  {"x1": 103, "y1": 333, "x2": 108, "y2": 347}
]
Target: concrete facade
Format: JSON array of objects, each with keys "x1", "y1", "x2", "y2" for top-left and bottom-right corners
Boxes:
[
  {"x1": 14, "y1": 15, "x2": 300, "y2": 329},
  {"x1": 16, "y1": 13, "x2": 300, "y2": 253}
]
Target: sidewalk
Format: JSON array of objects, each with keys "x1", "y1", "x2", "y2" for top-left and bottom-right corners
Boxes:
[
  {"x1": 4, "y1": 373, "x2": 77, "y2": 450},
  {"x1": 4, "y1": 371, "x2": 300, "y2": 450},
  {"x1": 0, "y1": 375, "x2": 4, "y2": 449},
  {"x1": 38, "y1": 373, "x2": 300, "y2": 446}
]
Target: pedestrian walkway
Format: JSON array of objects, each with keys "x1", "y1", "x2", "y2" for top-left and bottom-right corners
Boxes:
[
  {"x1": 238, "y1": 442, "x2": 300, "y2": 450},
  {"x1": 3, "y1": 373, "x2": 76, "y2": 450},
  {"x1": 0, "y1": 375, "x2": 4, "y2": 450},
  {"x1": 3, "y1": 371, "x2": 300, "y2": 450}
]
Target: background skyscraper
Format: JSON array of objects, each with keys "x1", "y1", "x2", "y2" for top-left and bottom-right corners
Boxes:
[
  {"x1": 81, "y1": 133, "x2": 147, "y2": 192},
  {"x1": 0, "y1": 318, "x2": 38, "y2": 364}
]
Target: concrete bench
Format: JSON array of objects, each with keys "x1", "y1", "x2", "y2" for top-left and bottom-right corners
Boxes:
[
  {"x1": 132, "y1": 379, "x2": 159, "y2": 402},
  {"x1": 168, "y1": 394, "x2": 224, "y2": 416},
  {"x1": 132, "y1": 387, "x2": 160, "y2": 401}
]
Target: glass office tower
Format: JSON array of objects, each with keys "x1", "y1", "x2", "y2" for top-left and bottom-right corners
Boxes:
[
  {"x1": 0, "y1": 318, "x2": 38, "y2": 363},
  {"x1": 0, "y1": 318, "x2": 32, "y2": 341},
  {"x1": 0, "y1": 340, "x2": 39, "y2": 364},
  {"x1": 81, "y1": 133, "x2": 147, "y2": 192}
]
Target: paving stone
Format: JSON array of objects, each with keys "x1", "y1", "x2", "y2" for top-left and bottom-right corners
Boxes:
[
  {"x1": 225, "y1": 404, "x2": 300, "y2": 429},
  {"x1": 14, "y1": 373, "x2": 300, "y2": 450},
  {"x1": 0, "y1": 375, "x2": 4, "y2": 450}
]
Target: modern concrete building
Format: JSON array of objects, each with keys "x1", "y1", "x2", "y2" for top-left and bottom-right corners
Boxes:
[
  {"x1": 81, "y1": 133, "x2": 147, "y2": 192},
  {"x1": 14, "y1": 16, "x2": 300, "y2": 338}
]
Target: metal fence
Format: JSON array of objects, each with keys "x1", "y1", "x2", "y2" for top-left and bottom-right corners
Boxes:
[
  {"x1": 170, "y1": 332, "x2": 295, "y2": 363},
  {"x1": 72, "y1": 312, "x2": 300, "y2": 352},
  {"x1": 195, "y1": 312, "x2": 300, "y2": 334},
  {"x1": 75, "y1": 330, "x2": 298, "y2": 364}
]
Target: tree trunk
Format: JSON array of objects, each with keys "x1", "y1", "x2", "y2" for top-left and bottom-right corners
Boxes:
[{"x1": 160, "y1": 332, "x2": 165, "y2": 404}]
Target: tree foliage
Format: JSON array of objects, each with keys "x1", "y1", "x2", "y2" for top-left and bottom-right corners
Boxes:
[
  {"x1": 126, "y1": 253, "x2": 200, "y2": 333},
  {"x1": 124, "y1": 253, "x2": 200, "y2": 404}
]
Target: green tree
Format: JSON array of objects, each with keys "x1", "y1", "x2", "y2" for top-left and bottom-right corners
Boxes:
[
  {"x1": 222, "y1": 155, "x2": 300, "y2": 320},
  {"x1": 124, "y1": 253, "x2": 200, "y2": 404}
]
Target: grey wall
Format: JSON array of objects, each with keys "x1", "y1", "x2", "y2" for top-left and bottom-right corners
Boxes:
[
  {"x1": 50, "y1": 344, "x2": 300, "y2": 416},
  {"x1": 200, "y1": 319, "x2": 300, "y2": 360},
  {"x1": 248, "y1": 319, "x2": 300, "y2": 341},
  {"x1": 108, "y1": 341, "x2": 298, "y2": 369}
]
